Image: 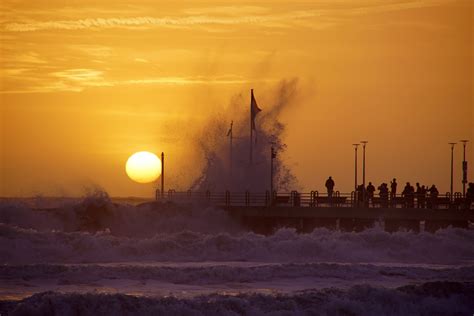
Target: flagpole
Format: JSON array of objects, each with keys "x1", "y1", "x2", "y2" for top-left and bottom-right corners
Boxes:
[
  {"x1": 270, "y1": 146, "x2": 275, "y2": 194},
  {"x1": 229, "y1": 121, "x2": 233, "y2": 186},
  {"x1": 250, "y1": 89, "x2": 253, "y2": 165}
]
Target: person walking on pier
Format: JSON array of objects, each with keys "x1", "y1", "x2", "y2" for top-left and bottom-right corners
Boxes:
[
  {"x1": 390, "y1": 178, "x2": 398, "y2": 207},
  {"x1": 415, "y1": 183, "x2": 423, "y2": 208},
  {"x1": 428, "y1": 184, "x2": 439, "y2": 209},
  {"x1": 418, "y1": 185, "x2": 427, "y2": 209},
  {"x1": 378, "y1": 183, "x2": 389, "y2": 208},
  {"x1": 402, "y1": 182, "x2": 415, "y2": 208},
  {"x1": 325, "y1": 176, "x2": 335, "y2": 198},
  {"x1": 356, "y1": 184, "x2": 365, "y2": 207},
  {"x1": 366, "y1": 182, "x2": 375, "y2": 207}
]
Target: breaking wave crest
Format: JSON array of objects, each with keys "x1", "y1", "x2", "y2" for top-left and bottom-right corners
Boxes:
[
  {"x1": 1, "y1": 195, "x2": 474, "y2": 265},
  {"x1": 2, "y1": 262, "x2": 473, "y2": 285},
  {"x1": 0, "y1": 194, "x2": 241, "y2": 237},
  {"x1": 1, "y1": 223, "x2": 473, "y2": 265},
  {"x1": 1, "y1": 282, "x2": 473, "y2": 316}
]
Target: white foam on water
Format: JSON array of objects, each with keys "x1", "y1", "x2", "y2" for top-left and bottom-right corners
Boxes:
[
  {"x1": 1, "y1": 197, "x2": 473, "y2": 315},
  {"x1": 1, "y1": 282, "x2": 473, "y2": 316},
  {"x1": 1, "y1": 220, "x2": 473, "y2": 265}
]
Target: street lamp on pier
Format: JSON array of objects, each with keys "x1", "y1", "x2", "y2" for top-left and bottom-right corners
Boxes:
[
  {"x1": 460, "y1": 140, "x2": 469, "y2": 197},
  {"x1": 360, "y1": 141, "x2": 368, "y2": 204},
  {"x1": 448, "y1": 143, "x2": 456, "y2": 201},
  {"x1": 352, "y1": 144, "x2": 360, "y2": 192}
]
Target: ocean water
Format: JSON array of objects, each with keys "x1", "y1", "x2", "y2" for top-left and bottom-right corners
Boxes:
[{"x1": 0, "y1": 194, "x2": 473, "y2": 315}]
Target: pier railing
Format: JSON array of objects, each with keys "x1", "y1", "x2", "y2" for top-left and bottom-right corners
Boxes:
[{"x1": 156, "y1": 190, "x2": 473, "y2": 210}]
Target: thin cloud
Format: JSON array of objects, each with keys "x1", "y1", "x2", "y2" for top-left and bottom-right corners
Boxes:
[
  {"x1": 52, "y1": 68, "x2": 104, "y2": 82},
  {"x1": 3, "y1": 0, "x2": 452, "y2": 33},
  {"x1": 70, "y1": 45, "x2": 114, "y2": 58},
  {"x1": 183, "y1": 6, "x2": 269, "y2": 16},
  {"x1": 342, "y1": 0, "x2": 453, "y2": 16},
  {"x1": 1, "y1": 68, "x2": 30, "y2": 76},
  {"x1": 134, "y1": 58, "x2": 149, "y2": 63},
  {"x1": 9, "y1": 52, "x2": 47, "y2": 64},
  {"x1": 0, "y1": 73, "x2": 274, "y2": 94},
  {"x1": 3, "y1": 12, "x2": 319, "y2": 32},
  {"x1": 100, "y1": 75, "x2": 266, "y2": 88}
]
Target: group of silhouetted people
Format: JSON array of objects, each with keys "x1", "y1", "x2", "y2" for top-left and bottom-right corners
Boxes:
[
  {"x1": 324, "y1": 176, "x2": 473, "y2": 209},
  {"x1": 362, "y1": 179, "x2": 441, "y2": 208},
  {"x1": 399, "y1": 181, "x2": 440, "y2": 208}
]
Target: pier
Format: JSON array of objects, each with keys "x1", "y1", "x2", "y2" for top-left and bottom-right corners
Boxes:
[{"x1": 157, "y1": 190, "x2": 474, "y2": 234}]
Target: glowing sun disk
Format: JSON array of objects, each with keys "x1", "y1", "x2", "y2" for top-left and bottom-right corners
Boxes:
[{"x1": 126, "y1": 151, "x2": 161, "y2": 183}]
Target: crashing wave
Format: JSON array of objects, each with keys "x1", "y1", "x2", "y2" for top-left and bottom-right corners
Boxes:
[
  {"x1": 1, "y1": 223, "x2": 473, "y2": 265},
  {"x1": 1, "y1": 262, "x2": 473, "y2": 285},
  {"x1": 1, "y1": 282, "x2": 473, "y2": 316}
]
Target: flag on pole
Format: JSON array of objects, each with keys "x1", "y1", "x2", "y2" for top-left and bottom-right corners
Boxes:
[
  {"x1": 251, "y1": 89, "x2": 262, "y2": 132},
  {"x1": 249, "y1": 89, "x2": 262, "y2": 162}
]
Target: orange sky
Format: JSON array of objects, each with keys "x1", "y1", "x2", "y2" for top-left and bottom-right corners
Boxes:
[{"x1": 1, "y1": 0, "x2": 472, "y2": 197}]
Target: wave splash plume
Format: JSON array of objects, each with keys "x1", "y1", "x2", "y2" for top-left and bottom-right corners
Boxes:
[{"x1": 1, "y1": 282, "x2": 473, "y2": 316}]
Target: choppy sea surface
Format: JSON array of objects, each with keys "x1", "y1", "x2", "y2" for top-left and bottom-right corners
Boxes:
[{"x1": 1, "y1": 194, "x2": 473, "y2": 315}]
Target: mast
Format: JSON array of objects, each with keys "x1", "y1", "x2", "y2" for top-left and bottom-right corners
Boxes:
[
  {"x1": 228, "y1": 121, "x2": 233, "y2": 186},
  {"x1": 270, "y1": 146, "x2": 275, "y2": 193},
  {"x1": 250, "y1": 89, "x2": 253, "y2": 164}
]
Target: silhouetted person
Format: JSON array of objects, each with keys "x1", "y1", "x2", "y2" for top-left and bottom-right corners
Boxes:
[
  {"x1": 325, "y1": 176, "x2": 335, "y2": 198},
  {"x1": 418, "y1": 185, "x2": 427, "y2": 209},
  {"x1": 428, "y1": 184, "x2": 439, "y2": 209},
  {"x1": 402, "y1": 182, "x2": 415, "y2": 208},
  {"x1": 409, "y1": 182, "x2": 415, "y2": 207},
  {"x1": 293, "y1": 191, "x2": 301, "y2": 207},
  {"x1": 378, "y1": 183, "x2": 389, "y2": 208},
  {"x1": 466, "y1": 182, "x2": 474, "y2": 209},
  {"x1": 415, "y1": 183, "x2": 423, "y2": 208},
  {"x1": 366, "y1": 182, "x2": 375, "y2": 207},
  {"x1": 390, "y1": 178, "x2": 398, "y2": 207},
  {"x1": 356, "y1": 184, "x2": 365, "y2": 207}
]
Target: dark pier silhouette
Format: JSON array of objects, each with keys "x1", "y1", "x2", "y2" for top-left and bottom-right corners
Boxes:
[{"x1": 156, "y1": 189, "x2": 474, "y2": 234}]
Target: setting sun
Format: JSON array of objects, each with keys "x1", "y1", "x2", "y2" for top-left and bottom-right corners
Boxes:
[
  {"x1": 125, "y1": 151, "x2": 161, "y2": 183},
  {"x1": 0, "y1": 0, "x2": 473, "y2": 313}
]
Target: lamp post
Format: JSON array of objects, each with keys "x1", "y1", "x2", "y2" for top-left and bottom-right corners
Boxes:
[
  {"x1": 448, "y1": 143, "x2": 456, "y2": 201},
  {"x1": 460, "y1": 140, "x2": 469, "y2": 197},
  {"x1": 360, "y1": 141, "x2": 368, "y2": 204},
  {"x1": 228, "y1": 121, "x2": 233, "y2": 187},
  {"x1": 352, "y1": 144, "x2": 360, "y2": 192},
  {"x1": 353, "y1": 143, "x2": 360, "y2": 207}
]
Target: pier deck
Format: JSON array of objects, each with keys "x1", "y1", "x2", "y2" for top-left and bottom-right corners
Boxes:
[
  {"x1": 223, "y1": 206, "x2": 473, "y2": 234},
  {"x1": 224, "y1": 206, "x2": 474, "y2": 221},
  {"x1": 157, "y1": 190, "x2": 473, "y2": 233}
]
